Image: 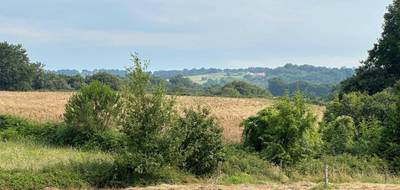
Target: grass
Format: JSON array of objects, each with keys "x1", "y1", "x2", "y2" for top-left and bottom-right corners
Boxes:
[
  {"x1": 1, "y1": 140, "x2": 400, "y2": 189},
  {"x1": 0, "y1": 140, "x2": 115, "y2": 190},
  {"x1": 0, "y1": 140, "x2": 198, "y2": 189},
  {"x1": 0, "y1": 141, "x2": 113, "y2": 171}
]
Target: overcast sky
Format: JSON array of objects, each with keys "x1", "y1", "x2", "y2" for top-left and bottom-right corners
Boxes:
[{"x1": 0, "y1": 0, "x2": 393, "y2": 71}]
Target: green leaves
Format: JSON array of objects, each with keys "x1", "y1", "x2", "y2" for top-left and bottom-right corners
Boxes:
[
  {"x1": 341, "y1": 0, "x2": 400, "y2": 94},
  {"x1": 173, "y1": 106, "x2": 225, "y2": 176},
  {"x1": 118, "y1": 53, "x2": 176, "y2": 175},
  {"x1": 0, "y1": 42, "x2": 38, "y2": 91},
  {"x1": 242, "y1": 93, "x2": 320, "y2": 165},
  {"x1": 64, "y1": 81, "x2": 120, "y2": 132}
]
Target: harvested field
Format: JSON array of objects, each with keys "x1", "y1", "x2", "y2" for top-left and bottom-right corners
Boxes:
[{"x1": 0, "y1": 91, "x2": 324, "y2": 143}]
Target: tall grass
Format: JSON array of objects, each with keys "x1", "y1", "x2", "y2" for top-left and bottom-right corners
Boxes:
[
  {"x1": 0, "y1": 141, "x2": 112, "y2": 171},
  {"x1": 290, "y1": 155, "x2": 400, "y2": 184}
]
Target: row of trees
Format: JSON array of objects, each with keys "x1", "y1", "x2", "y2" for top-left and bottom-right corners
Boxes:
[
  {"x1": 0, "y1": 42, "x2": 271, "y2": 99},
  {"x1": 166, "y1": 75, "x2": 271, "y2": 98},
  {"x1": 0, "y1": 41, "x2": 122, "y2": 91},
  {"x1": 268, "y1": 78, "x2": 333, "y2": 99}
]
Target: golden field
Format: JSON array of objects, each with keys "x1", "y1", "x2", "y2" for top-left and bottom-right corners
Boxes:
[{"x1": 0, "y1": 91, "x2": 324, "y2": 143}]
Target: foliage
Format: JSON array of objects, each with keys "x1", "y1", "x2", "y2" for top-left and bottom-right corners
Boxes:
[
  {"x1": 33, "y1": 69, "x2": 85, "y2": 90},
  {"x1": 268, "y1": 78, "x2": 333, "y2": 99},
  {"x1": 64, "y1": 81, "x2": 120, "y2": 132},
  {"x1": 241, "y1": 93, "x2": 321, "y2": 165},
  {"x1": 218, "y1": 81, "x2": 271, "y2": 98},
  {"x1": 322, "y1": 91, "x2": 392, "y2": 156},
  {"x1": 118, "y1": 53, "x2": 176, "y2": 174},
  {"x1": 341, "y1": 0, "x2": 400, "y2": 94},
  {"x1": 86, "y1": 72, "x2": 121, "y2": 90},
  {"x1": 172, "y1": 106, "x2": 225, "y2": 176},
  {"x1": 382, "y1": 95, "x2": 400, "y2": 173},
  {"x1": 324, "y1": 91, "x2": 396, "y2": 126},
  {"x1": 167, "y1": 74, "x2": 204, "y2": 95},
  {"x1": 321, "y1": 116, "x2": 356, "y2": 155},
  {"x1": 154, "y1": 64, "x2": 353, "y2": 85},
  {"x1": 0, "y1": 42, "x2": 41, "y2": 90}
]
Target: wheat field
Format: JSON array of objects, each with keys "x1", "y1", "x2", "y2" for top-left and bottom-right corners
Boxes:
[{"x1": 0, "y1": 91, "x2": 324, "y2": 143}]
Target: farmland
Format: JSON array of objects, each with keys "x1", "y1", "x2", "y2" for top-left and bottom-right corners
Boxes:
[{"x1": 0, "y1": 91, "x2": 324, "y2": 143}]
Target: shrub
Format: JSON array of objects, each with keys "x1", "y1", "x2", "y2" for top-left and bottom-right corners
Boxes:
[
  {"x1": 241, "y1": 93, "x2": 321, "y2": 165},
  {"x1": 64, "y1": 81, "x2": 120, "y2": 132},
  {"x1": 321, "y1": 116, "x2": 356, "y2": 155},
  {"x1": 382, "y1": 97, "x2": 400, "y2": 173},
  {"x1": 118, "y1": 53, "x2": 176, "y2": 174},
  {"x1": 173, "y1": 106, "x2": 225, "y2": 176}
]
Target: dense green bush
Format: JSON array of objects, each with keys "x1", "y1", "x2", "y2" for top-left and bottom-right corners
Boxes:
[
  {"x1": 241, "y1": 93, "x2": 321, "y2": 165},
  {"x1": 322, "y1": 91, "x2": 391, "y2": 156},
  {"x1": 324, "y1": 91, "x2": 396, "y2": 126},
  {"x1": 321, "y1": 116, "x2": 356, "y2": 155},
  {"x1": 173, "y1": 106, "x2": 225, "y2": 176},
  {"x1": 382, "y1": 97, "x2": 400, "y2": 173},
  {"x1": 118, "y1": 54, "x2": 177, "y2": 174},
  {"x1": 218, "y1": 81, "x2": 271, "y2": 98},
  {"x1": 64, "y1": 81, "x2": 120, "y2": 132}
]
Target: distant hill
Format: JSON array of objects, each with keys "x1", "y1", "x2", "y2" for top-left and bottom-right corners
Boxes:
[
  {"x1": 153, "y1": 64, "x2": 354, "y2": 85},
  {"x1": 52, "y1": 64, "x2": 354, "y2": 100},
  {"x1": 55, "y1": 69, "x2": 127, "y2": 77}
]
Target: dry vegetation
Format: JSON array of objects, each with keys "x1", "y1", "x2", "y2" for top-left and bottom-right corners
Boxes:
[{"x1": 0, "y1": 91, "x2": 324, "y2": 143}]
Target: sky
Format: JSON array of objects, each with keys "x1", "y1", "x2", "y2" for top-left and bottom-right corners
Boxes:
[{"x1": 0, "y1": 0, "x2": 393, "y2": 71}]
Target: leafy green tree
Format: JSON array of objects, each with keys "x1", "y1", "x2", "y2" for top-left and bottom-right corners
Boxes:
[
  {"x1": 323, "y1": 91, "x2": 392, "y2": 156},
  {"x1": 167, "y1": 74, "x2": 203, "y2": 95},
  {"x1": 64, "y1": 81, "x2": 120, "y2": 131},
  {"x1": 0, "y1": 42, "x2": 40, "y2": 90},
  {"x1": 341, "y1": 0, "x2": 400, "y2": 94},
  {"x1": 322, "y1": 116, "x2": 356, "y2": 155},
  {"x1": 67, "y1": 74, "x2": 85, "y2": 90},
  {"x1": 324, "y1": 91, "x2": 396, "y2": 127},
  {"x1": 172, "y1": 106, "x2": 225, "y2": 176},
  {"x1": 241, "y1": 93, "x2": 320, "y2": 165},
  {"x1": 118, "y1": 53, "x2": 176, "y2": 174},
  {"x1": 220, "y1": 81, "x2": 271, "y2": 98},
  {"x1": 86, "y1": 72, "x2": 121, "y2": 90},
  {"x1": 34, "y1": 72, "x2": 72, "y2": 90},
  {"x1": 353, "y1": 118, "x2": 383, "y2": 155},
  {"x1": 268, "y1": 78, "x2": 286, "y2": 96}
]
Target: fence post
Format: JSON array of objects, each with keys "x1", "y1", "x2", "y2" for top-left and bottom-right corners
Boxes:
[
  {"x1": 385, "y1": 170, "x2": 388, "y2": 184},
  {"x1": 324, "y1": 164, "x2": 329, "y2": 187}
]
